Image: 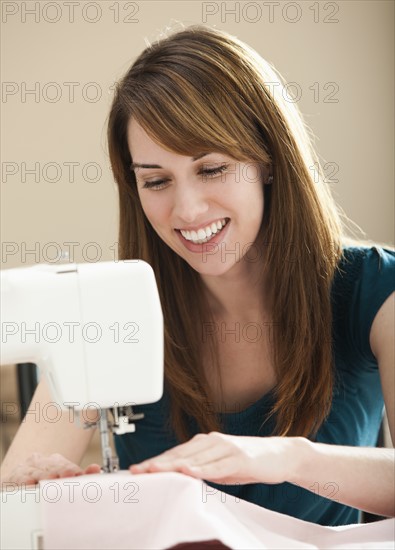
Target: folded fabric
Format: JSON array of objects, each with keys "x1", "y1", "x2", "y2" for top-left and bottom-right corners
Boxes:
[{"x1": 40, "y1": 471, "x2": 395, "y2": 549}]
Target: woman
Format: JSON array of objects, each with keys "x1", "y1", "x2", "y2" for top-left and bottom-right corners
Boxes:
[{"x1": 1, "y1": 25, "x2": 394, "y2": 526}]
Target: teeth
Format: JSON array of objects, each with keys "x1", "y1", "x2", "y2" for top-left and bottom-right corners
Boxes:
[{"x1": 180, "y1": 218, "x2": 227, "y2": 244}]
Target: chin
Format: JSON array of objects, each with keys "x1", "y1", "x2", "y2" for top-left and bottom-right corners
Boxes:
[{"x1": 185, "y1": 258, "x2": 236, "y2": 277}]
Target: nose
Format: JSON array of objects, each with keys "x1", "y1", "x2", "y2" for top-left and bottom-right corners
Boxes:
[{"x1": 172, "y1": 183, "x2": 209, "y2": 226}]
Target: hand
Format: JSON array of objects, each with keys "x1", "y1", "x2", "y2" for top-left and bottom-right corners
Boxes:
[
  {"x1": 129, "y1": 432, "x2": 302, "y2": 485},
  {"x1": 1, "y1": 452, "x2": 101, "y2": 488}
]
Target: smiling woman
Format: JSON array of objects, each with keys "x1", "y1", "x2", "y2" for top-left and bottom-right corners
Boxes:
[
  {"x1": 108, "y1": 24, "x2": 344, "y2": 440},
  {"x1": 1, "y1": 24, "x2": 394, "y2": 529},
  {"x1": 104, "y1": 25, "x2": 395, "y2": 526}
]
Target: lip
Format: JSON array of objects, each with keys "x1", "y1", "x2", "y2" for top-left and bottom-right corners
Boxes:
[
  {"x1": 176, "y1": 219, "x2": 230, "y2": 254},
  {"x1": 176, "y1": 217, "x2": 229, "y2": 233}
]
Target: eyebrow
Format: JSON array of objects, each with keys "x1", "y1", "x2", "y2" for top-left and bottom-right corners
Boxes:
[{"x1": 130, "y1": 152, "x2": 209, "y2": 170}]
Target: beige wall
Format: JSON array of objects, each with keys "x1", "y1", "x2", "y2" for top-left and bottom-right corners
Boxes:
[{"x1": 1, "y1": 0, "x2": 394, "y2": 271}]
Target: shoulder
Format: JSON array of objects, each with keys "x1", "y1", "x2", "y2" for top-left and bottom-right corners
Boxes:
[
  {"x1": 331, "y1": 244, "x2": 395, "y2": 364},
  {"x1": 335, "y1": 244, "x2": 394, "y2": 277},
  {"x1": 332, "y1": 244, "x2": 394, "y2": 303}
]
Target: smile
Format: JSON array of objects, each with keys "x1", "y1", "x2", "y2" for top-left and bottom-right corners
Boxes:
[{"x1": 178, "y1": 218, "x2": 229, "y2": 244}]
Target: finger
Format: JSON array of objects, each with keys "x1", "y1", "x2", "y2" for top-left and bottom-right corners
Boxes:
[
  {"x1": 46, "y1": 461, "x2": 83, "y2": 476},
  {"x1": 131, "y1": 434, "x2": 225, "y2": 473},
  {"x1": 131, "y1": 454, "x2": 238, "y2": 483},
  {"x1": 37, "y1": 462, "x2": 83, "y2": 479},
  {"x1": 17, "y1": 477, "x2": 39, "y2": 487},
  {"x1": 45, "y1": 473, "x2": 61, "y2": 480},
  {"x1": 137, "y1": 445, "x2": 234, "y2": 474},
  {"x1": 131, "y1": 437, "x2": 233, "y2": 474},
  {"x1": 129, "y1": 463, "x2": 150, "y2": 474},
  {"x1": 84, "y1": 464, "x2": 101, "y2": 474},
  {"x1": 165, "y1": 433, "x2": 211, "y2": 456},
  {"x1": 16, "y1": 472, "x2": 41, "y2": 485},
  {"x1": 151, "y1": 434, "x2": 215, "y2": 462},
  {"x1": 24, "y1": 480, "x2": 39, "y2": 487},
  {"x1": 33, "y1": 455, "x2": 77, "y2": 474},
  {"x1": 179, "y1": 446, "x2": 233, "y2": 468},
  {"x1": 57, "y1": 469, "x2": 83, "y2": 478},
  {"x1": 180, "y1": 455, "x2": 240, "y2": 483}
]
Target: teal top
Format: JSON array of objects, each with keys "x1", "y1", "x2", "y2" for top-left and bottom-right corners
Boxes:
[{"x1": 114, "y1": 246, "x2": 395, "y2": 526}]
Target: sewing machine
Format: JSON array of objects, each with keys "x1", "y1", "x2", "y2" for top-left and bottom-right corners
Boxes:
[
  {"x1": 0, "y1": 259, "x2": 164, "y2": 469},
  {"x1": 0, "y1": 260, "x2": 164, "y2": 549}
]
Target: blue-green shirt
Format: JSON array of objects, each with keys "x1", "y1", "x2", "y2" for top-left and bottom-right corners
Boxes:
[{"x1": 114, "y1": 246, "x2": 395, "y2": 526}]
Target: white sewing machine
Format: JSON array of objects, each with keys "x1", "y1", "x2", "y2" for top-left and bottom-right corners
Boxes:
[{"x1": 0, "y1": 260, "x2": 164, "y2": 549}]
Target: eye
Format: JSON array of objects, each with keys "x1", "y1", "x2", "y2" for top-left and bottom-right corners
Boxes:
[
  {"x1": 141, "y1": 163, "x2": 229, "y2": 191},
  {"x1": 142, "y1": 178, "x2": 170, "y2": 190},
  {"x1": 199, "y1": 164, "x2": 229, "y2": 180}
]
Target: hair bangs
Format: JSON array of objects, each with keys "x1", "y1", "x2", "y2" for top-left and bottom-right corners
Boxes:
[{"x1": 118, "y1": 56, "x2": 269, "y2": 164}]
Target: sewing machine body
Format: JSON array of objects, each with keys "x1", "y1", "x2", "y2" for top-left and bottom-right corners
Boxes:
[
  {"x1": 0, "y1": 260, "x2": 165, "y2": 548},
  {"x1": 1, "y1": 260, "x2": 164, "y2": 408},
  {"x1": 1, "y1": 488, "x2": 43, "y2": 550}
]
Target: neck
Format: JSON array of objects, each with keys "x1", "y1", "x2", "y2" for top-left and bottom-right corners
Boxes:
[{"x1": 200, "y1": 256, "x2": 271, "y2": 321}]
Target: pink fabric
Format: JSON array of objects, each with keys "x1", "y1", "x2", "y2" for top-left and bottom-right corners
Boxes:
[
  {"x1": 166, "y1": 542, "x2": 231, "y2": 549},
  {"x1": 40, "y1": 472, "x2": 395, "y2": 549}
]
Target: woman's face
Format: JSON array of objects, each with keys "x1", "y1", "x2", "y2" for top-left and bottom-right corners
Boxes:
[{"x1": 127, "y1": 119, "x2": 267, "y2": 277}]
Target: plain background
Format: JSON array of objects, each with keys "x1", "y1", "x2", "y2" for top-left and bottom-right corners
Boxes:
[{"x1": 0, "y1": 1, "x2": 394, "y2": 461}]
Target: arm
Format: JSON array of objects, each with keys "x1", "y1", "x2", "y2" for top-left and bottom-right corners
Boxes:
[
  {"x1": 130, "y1": 434, "x2": 395, "y2": 517},
  {"x1": 130, "y1": 295, "x2": 395, "y2": 517},
  {"x1": 1, "y1": 377, "x2": 100, "y2": 485},
  {"x1": 292, "y1": 291, "x2": 395, "y2": 516},
  {"x1": 290, "y1": 439, "x2": 394, "y2": 517},
  {"x1": 370, "y1": 291, "x2": 395, "y2": 445}
]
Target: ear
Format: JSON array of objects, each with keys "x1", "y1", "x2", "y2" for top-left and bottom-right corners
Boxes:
[{"x1": 261, "y1": 163, "x2": 273, "y2": 185}]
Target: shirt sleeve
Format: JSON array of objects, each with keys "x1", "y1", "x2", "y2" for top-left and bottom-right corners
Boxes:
[{"x1": 346, "y1": 246, "x2": 395, "y2": 367}]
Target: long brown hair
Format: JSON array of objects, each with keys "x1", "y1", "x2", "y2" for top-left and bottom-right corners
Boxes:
[{"x1": 107, "y1": 24, "x2": 344, "y2": 441}]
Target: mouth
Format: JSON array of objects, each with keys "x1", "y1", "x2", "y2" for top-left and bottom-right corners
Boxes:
[{"x1": 176, "y1": 218, "x2": 230, "y2": 245}]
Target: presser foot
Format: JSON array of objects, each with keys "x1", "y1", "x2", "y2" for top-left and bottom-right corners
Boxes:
[{"x1": 100, "y1": 453, "x2": 120, "y2": 474}]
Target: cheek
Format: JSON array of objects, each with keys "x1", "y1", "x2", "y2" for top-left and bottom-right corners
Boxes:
[
  {"x1": 249, "y1": 168, "x2": 265, "y2": 210},
  {"x1": 237, "y1": 180, "x2": 264, "y2": 218},
  {"x1": 241, "y1": 184, "x2": 265, "y2": 235},
  {"x1": 235, "y1": 164, "x2": 264, "y2": 203},
  {"x1": 138, "y1": 195, "x2": 167, "y2": 227},
  {"x1": 243, "y1": 162, "x2": 263, "y2": 184}
]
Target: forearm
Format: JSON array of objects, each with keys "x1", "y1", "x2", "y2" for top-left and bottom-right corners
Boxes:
[
  {"x1": 288, "y1": 438, "x2": 395, "y2": 517},
  {"x1": 1, "y1": 379, "x2": 97, "y2": 481}
]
